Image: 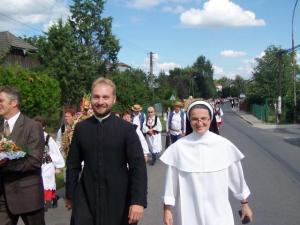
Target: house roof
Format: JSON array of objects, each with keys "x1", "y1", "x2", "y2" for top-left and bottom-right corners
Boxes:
[{"x1": 0, "y1": 31, "x2": 37, "y2": 54}]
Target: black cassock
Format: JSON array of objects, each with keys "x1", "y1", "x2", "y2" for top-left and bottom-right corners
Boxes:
[{"x1": 66, "y1": 115, "x2": 147, "y2": 225}]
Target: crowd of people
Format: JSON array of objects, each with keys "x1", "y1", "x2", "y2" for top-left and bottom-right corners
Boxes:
[{"x1": 0, "y1": 79, "x2": 253, "y2": 225}]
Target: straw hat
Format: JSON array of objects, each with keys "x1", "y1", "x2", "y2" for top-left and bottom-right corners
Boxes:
[
  {"x1": 131, "y1": 104, "x2": 143, "y2": 112},
  {"x1": 174, "y1": 101, "x2": 183, "y2": 107}
]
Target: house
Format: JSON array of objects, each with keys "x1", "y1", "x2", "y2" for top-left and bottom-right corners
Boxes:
[
  {"x1": 106, "y1": 61, "x2": 132, "y2": 72},
  {"x1": 0, "y1": 31, "x2": 40, "y2": 68}
]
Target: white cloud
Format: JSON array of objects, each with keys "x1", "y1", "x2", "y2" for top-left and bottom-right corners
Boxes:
[
  {"x1": 180, "y1": 0, "x2": 265, "y2": 27},
  {"x1": 140, "y1": 53, "x2": 181, "y2": 75},
  {"x1": 162, "y1": 5, "x2": 186, "y2": 14},
  {"x1": 220, "y1": 50, "x2": 246, "y2": 57},
  {"x1": 213, "y1": 59, "x2": 255, "y2": 80},
  {"x1": 213, "y1": 65, "x2": 227, "y2": 79},
  {"x1": 126, "y1": 0, "x2": 162, "y2": 9},
  {"x1": 0, "y1": 0, "x2": 69, "y2": 34},
  {"x1": 156, "y1": 62, "x2": 182, "y2": 75}
]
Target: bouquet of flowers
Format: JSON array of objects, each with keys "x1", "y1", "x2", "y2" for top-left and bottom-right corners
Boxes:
[{"x1": 0, "y1": 137, "x2": 26, "y2": 160}]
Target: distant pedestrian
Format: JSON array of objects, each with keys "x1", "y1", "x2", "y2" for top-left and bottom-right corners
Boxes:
[
  {"x1": 142, "y1": 106, "x2": 162, "y2": 165},
  {"x1": 122, "y1": 110, "x2": 149, "y2": 162},
  {"x1": 214, "y1": 103, "x2": 224, "y2": 129},
  {"x1": 34, "y1": 116, "x2": 65, "y2": 210},
  {"x1": 131, "y1": 104, "x2": 146, "y2": 131},
  {"x1": 166, "y1": 101, "x2": 186, "y2": 144}
]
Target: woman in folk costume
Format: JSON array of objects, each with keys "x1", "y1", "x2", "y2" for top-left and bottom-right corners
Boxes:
[
  {"x1": 122, "y1": 110, "x2": 150, "y2": 162},
  {"x1": 214, "y1": 102, "x2": 224, "y2": 129},
  {"x1": 142, "y1": 106, "x2": 162, "y2": 165},
  {"x1": 34, "y1": 117, "x2": 65, "y2": 210},
  {"x1": 160, "y1": 100, "x2": 253, "y2": 225}
]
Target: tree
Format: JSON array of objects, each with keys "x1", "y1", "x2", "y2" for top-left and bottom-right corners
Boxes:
[
  {"x1": 168, "y1": 67, "x2": 190, "y2": 99},
  {"x1": 110, "y1": 69, "x2": 152, "y2": 112},
  {"x1": 69, "y1": 0, "x2": 120, "y2": 80},
  {"x1": 43, "y1": 19, "x2": 87, "y2": 105},
  {"x1": 0, "y1": 65, "x2": 61, "y2": 127},
  {"x1": 191, "y1": 56, "x2": 216, "y2": 98},
  {"x1": 249, "y1": 45, "x2": 293, "y2": 103}
]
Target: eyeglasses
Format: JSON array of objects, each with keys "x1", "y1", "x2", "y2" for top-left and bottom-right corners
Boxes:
[{"x1": 191, "y1": 117, "x2": 210, "y2": 123}]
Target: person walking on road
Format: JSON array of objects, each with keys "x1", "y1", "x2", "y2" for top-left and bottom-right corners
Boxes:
[
  {"x1": 166, "y1": 101, "x2": 186, "y2": 144},
  {"x1": 65, "y1": 77, "x2": 147, "y2": 225},
  {"x1": 160, "y1": 100, "x2": 253, "y2": 225},
  {"x1": 142, "y1": 106, "x2": 162, "y2": 165}
]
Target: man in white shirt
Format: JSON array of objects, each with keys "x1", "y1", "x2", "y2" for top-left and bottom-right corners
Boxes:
[
  {"x1": 131, "y1": 104, "x2": 146, "y2": 132},
  {"x1": 166, "y1": 101, "x2": 186, "y2": 144}
]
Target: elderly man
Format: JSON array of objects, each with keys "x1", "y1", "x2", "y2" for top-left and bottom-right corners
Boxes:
[
  {"x1": 131, "y1": 104, "x2": 146, "y2": 132},
  {"x1": 0, "y1": 86, "x2": 45, "y2": 225},
  {"x1": 166, "y1": 101, "x2": 186, "y2": 144}
]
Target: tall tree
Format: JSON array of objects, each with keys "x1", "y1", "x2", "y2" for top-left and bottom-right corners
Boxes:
[
  {"x1": 192, "y1": 56, "x2": 216, "y2": 98},
  {"x1": 69, "y1": 0, "x2": 120, "y2": 81},
  {"x1": 43, "y1": 19, "x2": 86, "y2": 105},
  {"x1": 249, "y1": 45, "x2": 293, "y2": 103}
]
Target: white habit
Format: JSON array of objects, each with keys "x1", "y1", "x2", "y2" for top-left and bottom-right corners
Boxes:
[
  {"x1": 42, "y1": 132, "x2": 65, "y2": 190},
  {"x1": 142, "y1": 116, "x2": 162, "y2": 153},
  {"x1": 160, "y1": 131, "x2": 250, "y2": 225}
]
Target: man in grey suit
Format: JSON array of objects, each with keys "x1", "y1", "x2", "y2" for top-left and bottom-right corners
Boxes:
[{"x1": 0, "y1": 86, "x2": 45, "y2": 225}]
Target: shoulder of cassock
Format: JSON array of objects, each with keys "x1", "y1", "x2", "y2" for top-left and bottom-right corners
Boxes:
[{"x1": 160, "y1": 131, "x2": 244, "y2": 172}]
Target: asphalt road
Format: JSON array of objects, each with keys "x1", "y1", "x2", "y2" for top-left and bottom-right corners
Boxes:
[{"x1": 18, "y1": 105, "x2": 300, "y2": 225}]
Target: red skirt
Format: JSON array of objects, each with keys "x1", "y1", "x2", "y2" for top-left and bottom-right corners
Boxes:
[{"x1": 44, "y1": 190, "x2": 56, "y2": 201}]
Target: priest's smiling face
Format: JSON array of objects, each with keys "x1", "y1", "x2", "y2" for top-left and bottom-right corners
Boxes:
[
  {"x1": 189, "y1": 108, "x2": 211, "y2": 135},
  {"x1": 91, "y1": 83, "x2": 116, "y2": 117}
]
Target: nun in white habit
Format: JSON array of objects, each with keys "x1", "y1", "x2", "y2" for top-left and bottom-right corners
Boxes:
[{"x1": 160, "y1": 100, "x2": 253, "y2": 225}]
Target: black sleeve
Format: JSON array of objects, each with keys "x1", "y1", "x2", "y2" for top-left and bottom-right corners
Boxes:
[
  {"x1": 66, "y1": 124, "x2": 82, "y2": 200},
  {"x1": 125, "y1": 124, "x2": 148, "y2": 208}
]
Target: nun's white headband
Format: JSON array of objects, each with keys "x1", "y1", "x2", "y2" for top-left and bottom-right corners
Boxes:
[{"x1": 187, "y1": 100, "x2": 214, "y2": 121}]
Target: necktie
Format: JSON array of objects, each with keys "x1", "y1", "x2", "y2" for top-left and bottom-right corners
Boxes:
[{"x1": 3, "y1": 121, "x2": 10, "y2": 137}]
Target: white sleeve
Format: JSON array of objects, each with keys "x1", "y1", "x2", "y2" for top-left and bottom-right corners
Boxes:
[
  {"x1": 142, "y1": 120, "x2": 149, "y2": 133},
  {"x1": 220, "y1": 108, "x2": 224, "y2": 116},
  {"x1": 183, "y1": 112, "x2": 186, "y2": 133},
  {"x1": 48, "y1": 136, "x2": 65, "y2": 168},
  {"x1": 163, "y1": 165, "x2": 178, "y2": 206},
  {"x1": 228, "y1": 161, "x2": 250, "y2": 200},
  {"x1": 155, "y1": 117, "x2": 162, "y2": 132},
  {"x1": 166, "y1": 114, "x2": 170, "y2": 132},
  {"x1": 55, "y1": 128, "x2": 62, "y2": 150},
  {"x1": 136, "y1": 129, "x2": 149, "y2": 155}
]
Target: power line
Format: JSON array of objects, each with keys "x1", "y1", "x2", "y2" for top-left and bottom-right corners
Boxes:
[{"x1": 0, "y1": 12, "x2": 42, "y2": 33}]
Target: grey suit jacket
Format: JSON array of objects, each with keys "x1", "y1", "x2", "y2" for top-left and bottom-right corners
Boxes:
[{"x1": 0, "y1": 113, "x2": 45, "y2": 214}]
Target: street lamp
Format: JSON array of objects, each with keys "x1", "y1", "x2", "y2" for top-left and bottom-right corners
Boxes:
[{"x1": 292, "y1": 0, "x2": 299, "y2": 123}]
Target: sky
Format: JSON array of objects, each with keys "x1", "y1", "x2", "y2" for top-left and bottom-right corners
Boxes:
[{"x1": 0, "y1": 0, "x2": 299, "y2": 80}]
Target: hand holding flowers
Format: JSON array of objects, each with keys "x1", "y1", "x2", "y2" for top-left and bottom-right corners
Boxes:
[{"x1": 0, "y1": 136, "x2": 26, "y2": 161}]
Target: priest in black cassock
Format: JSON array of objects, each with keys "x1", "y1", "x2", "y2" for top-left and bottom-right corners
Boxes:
[{"x1": 66, "y1": 77, "x2": 148, "y2": 225}]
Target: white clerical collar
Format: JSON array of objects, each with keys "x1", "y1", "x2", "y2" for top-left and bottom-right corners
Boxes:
[{"x1": 94, "y1": 113, "x2": 111, "y2": 123}]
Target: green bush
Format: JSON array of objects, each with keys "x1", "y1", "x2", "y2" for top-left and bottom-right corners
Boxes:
[{"x1": 0, "y1": 65, "x2": 61, "y2": 129}]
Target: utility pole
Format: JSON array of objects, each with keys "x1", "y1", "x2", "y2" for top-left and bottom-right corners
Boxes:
[
  {"x1": 149, "y1": 51, "x2": 154, "y2": 76},
  {"x1": 149, "y1": 52, "x2": 155, "y2": 103},
  {"x1": 292, "y1": 0, "x2": 299, "y2": 123}
]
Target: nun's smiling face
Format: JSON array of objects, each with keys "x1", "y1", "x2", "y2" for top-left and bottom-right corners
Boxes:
[{"x1": 190, "y1": 108, "x2": 211, "y2": 135}]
